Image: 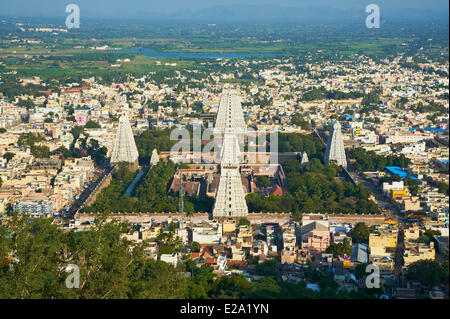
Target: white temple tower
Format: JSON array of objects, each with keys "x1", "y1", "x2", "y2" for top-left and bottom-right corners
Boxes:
[
  {"x1": 212, "y1": 89, "x2": 248, "y2": 219},
  {"x1": 324, "y1": 120, "x2": 347, "y2": 168},
  {"x1": 150, "y1": 148, "x2": 159, "y2": 166},
  {"x1": 300, "y1": 152, "x2": 309, "y2": 166},
  {"x1": 111, "y1": 114, "x2": 139, "y2": 171},
  {"x1": 215, "y1": 88, "x2": 247, "y2": 132}
]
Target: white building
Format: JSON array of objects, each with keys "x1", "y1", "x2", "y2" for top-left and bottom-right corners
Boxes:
[
  {"x1": 400, "y1": 142, "x2": 426, "y2": 156},
  {"x1": 192, "y1": 222, "x2": 222, "y2": 244},
  {"x1": 382, "y1": 181, "x2": 405, "y2": 194}
]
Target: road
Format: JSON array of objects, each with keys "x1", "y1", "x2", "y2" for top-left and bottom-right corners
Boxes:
[
  {"x1": 346, "y1": 165, "x2": 404, "y2": 222},
  {"x1": 314, "y1": 127, "x2": 402, "y2": 221},
  {"x1": 316, "y1": 126, "x2": 409, "y2": 289},
  {"x1": 393, "y1": 227, "x2": 405, "y2": 286},
  {"x1": 66, "y1": 165, "x2": 115, "y2": 219},
  {"x1": 124, "y1": 168, "x2": 145, "y2": 196},
  {"x1": 347, "y1": 165, "x2": 407, "y2": 288}
]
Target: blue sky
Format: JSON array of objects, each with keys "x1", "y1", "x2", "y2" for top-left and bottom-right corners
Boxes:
[{"x1": 0, "y1": 0, "x2": 447, "y2": 18}]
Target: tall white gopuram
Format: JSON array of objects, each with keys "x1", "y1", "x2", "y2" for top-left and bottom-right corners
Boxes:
[
  {"x1": 215, "y1": 89, "x2": 247, "y2": 132},
  {"x1": 212, "y1": 89, "x2": 248, "y2": 218},
  {"x1": 150, "y1": 148, "x2": 159, "y2": 166},
  {"x1": 111, "y1": 114, "x2": 139, "y2": 171},
  {"x1": 300, "y1": 152, "x2": 309, "y2": 166},
  {"x1": 324, "y1": 120, "x2": 347, "y2": 168}
]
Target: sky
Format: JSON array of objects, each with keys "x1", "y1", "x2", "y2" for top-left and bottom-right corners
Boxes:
[{"x1": 0, "y1": 0, "x2": 448, "y2": 19}]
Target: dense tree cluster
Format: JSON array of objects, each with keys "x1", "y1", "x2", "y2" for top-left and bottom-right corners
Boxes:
[
  {"x1": 17, "y1": 132, "x2": 45, "y2": 147},
  {"x1": 247, "y1": 134, "x2": 378, "y2": 216},
  {"x1": 361, "y1": 92, "x2": 380, "y2": 106},
  {"x1": 135, "y1": 128, "x2": 176, "y2": 165},
  {"x1": 326, "y1": 238, "x2": 352, "y2": 258},
  {"x1": 17, "y1": 98, "x2": 36, "y2": 109},
  {"x1": 0, "y1": 215, "x2": 188, "y2": 298},
  {"x1": 412, "y1": 102, "x2": 447, "y2": 115},
  {"x1": 255, "y1": 176, "x2": 271, "y2": 188},
  {"x1": 82, "y1": 161, "x2": 212, "y2": 214},
  {"x1": 30, "y1": 145, "x2": 50, "y2": 158},
  {"x1": 300, "y1": 87, "x2": 364, "y2": 101},
  {"x1": 84, "y1": 120, "x2": 101, "y2": 129},
  {"x1": 350, "y1": 223, "x2": 372, "y2": 244},
  {"x1": 278, "y1": 133, "x2": 324, "y2": 156},
  {"x1": 0, "y1": 77, "x2": 47, "y2": 99},
  {"x1": 247, "y1": 158, "x2": 379, "y2": 217},
  {"x1": 438, "y1": 182, "x2": 449, "y2": 195},
  {"x1": 54, "y1": 126, "x2": 107, "y2": 166},
  {"x1": 16, "y1": 133, "x2": 50, "y2": 158},
  {"x1": 349, "y1": 147, "x2": 410, "y2": 172},
  {"x1": 133, "y1": 161, "x2": 181, "y2": 213},
  {"x1": 0, "y1": 215, "x2": 384, "y2": 299},
  {"x1": 290, "y1": 113, "x2": 311, "y2": 130},
  {"x1": 405, "y1": 260, "x2": 448, "y2": 288},
  {"x1": 81, "y1": 163, "x2": 137, "y2": 213}
]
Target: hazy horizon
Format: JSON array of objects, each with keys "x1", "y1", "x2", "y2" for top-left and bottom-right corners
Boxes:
[{"x1": 0, "y1": 0, "x2": 448, "y2": 21}]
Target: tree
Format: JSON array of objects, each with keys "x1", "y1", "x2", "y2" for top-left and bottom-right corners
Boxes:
[
  {"x1": 17, "y1": 98, "x2": 35, "y2": 110},
  {"x1": 17, "y1": 132, "x2": 45, "y2": 147},
  {"x1": 239, "y1": 218, "x2": 251, "y2": 226},
  {"x1": 57, "y1": 146, "x2": 73, "y2": 159},
  {"x1": 438, "y1": 182, "x2": 449, "y2": 195},
  {"x1": 396, "y1": 96, "x2": 408, "y2": 108},
  {"x1": 291, "y1": 113, "x2": 311, "y2": 130},
  {"x1": 301, "y1": 87, "x2": 325, "y2": 101},
  {"x1": 255, "y1": 176, "x2": 271, "y2": 188},
  {"x1": 190, "y1": 241, "x2": 201, "y2": 253},
  {"x1": 0, "y1": 214, "x2": 189, "y2": 299},
  {"x1": 0, "y1": 128, "x2": 6, "y2": 133},
  {"x1": 405, "y1": 176, "x2": 419, "y2": 196},
  {"x1": 361, "y1": 92, "x2": 380, "y2": 106},
  {"x1": 70, "y1": 126, "x2": 84, "y2": 141},
  {"x1": 135, "y1": 128, "x2": 176, "y2": 164},
  {"x1": 350, "y1": 223, "x2": 371, "y2": 244},
  {"x1": 84, "y1": 120, "x2": 101, "y2": 129},
  {"x1": 31, "y1": 145, "x2": 50, "y2": 158},
  {"x1": 91, "y1": 146, "x2": 107, "y2": 166},
  {"x1": 209, "y1": 275, "x2": 250, "y2": 298},
  {"x1": 405, "y1": 260, "x2": 448, "y2": 288},
  {"x1": 349, "y1": 147, "x2": 411, "y2": 172},
  {"x1": 442, "y1": 253, "x2": 449, "y2": 276},
  {"x1": 416, "y1": 229, "x2": 441, "y2": 244},
  {"x1": 3, "y1": 152, "x2": 15, "y2": 163},
  {"x1": 326, "y1": 238, "x2": 352, "y2": 258},
  {"x1": 254, "y1": 259, "x2": 279, "y2": 278},
  {"x1": 354, "y1": 263, "x2": 368, "y2": 279}
]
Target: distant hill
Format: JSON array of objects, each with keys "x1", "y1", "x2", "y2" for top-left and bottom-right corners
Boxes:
[
  {"x1": 165, "y1": 5, "x2": 448, "y2": 23},
  {"x1": 1, "y1": 2, "x2": 447, "y2": 23}
]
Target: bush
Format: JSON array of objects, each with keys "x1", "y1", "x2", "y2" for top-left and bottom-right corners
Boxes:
[
  {"x1": 405, "y1": 260, "x2": 448, "y2": 288},
  {"x1": 85, "y1": 120, "x2": 101, "y2": 129}
]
